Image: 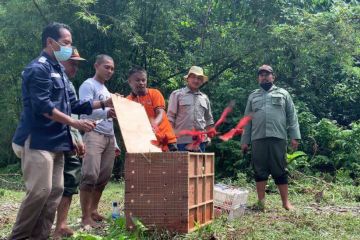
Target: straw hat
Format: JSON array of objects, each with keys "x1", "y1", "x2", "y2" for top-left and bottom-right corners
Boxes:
[{"x1": 184, "y1": 66, "x2": 208, "y2": 82}]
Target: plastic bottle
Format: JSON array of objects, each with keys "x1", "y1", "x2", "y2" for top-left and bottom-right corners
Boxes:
[{"x1": 111, "y1": 201, "x2": 120, "y2": 219}]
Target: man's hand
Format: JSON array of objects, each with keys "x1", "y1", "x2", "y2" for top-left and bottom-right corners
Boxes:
[
  {"x1": 71, "y1": 119, "x2": 95, "y2": 132},
  {"x1": 241, "y1": 144, "x2": 249, "y2": 154},
  {"x1": 115, "y1": 146, "x2": 121, "y2": 157},
  {"x1": 107, "y1": 108, "x2": 117, "y2": 118},
  {"x1": 104, "y1": 97, "x2": 113, "y2": 108},
  {"x1": 291, "y1": 139, "x2": 299, "y2": 150},
  {"x1": 74, "y1": 143, "x2": 85, "y2": 157},
  {"x1": 207, "y1": 127, "x2": 217, "y2": 138}
]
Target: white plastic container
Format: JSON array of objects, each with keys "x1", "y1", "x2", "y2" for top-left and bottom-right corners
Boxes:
[{"x1": 214, "y1": 183, "x2": 249, "y2": 220}]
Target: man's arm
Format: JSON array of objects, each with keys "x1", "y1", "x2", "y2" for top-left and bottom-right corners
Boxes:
[
  {"x1": 285, "y1": 93, "x2": 301, "y2": 150},
  {"x1": 167, "y1": 91, "x2": 178, "y2": 128},
  {"x1": 44, "y1": 108, "x2": 95, "y2": 132},
  {"x1": 204, "y1": 97, "x2": 216, "y2": 138},
  {"x1": 285, "y1": 93, "x2": 301, "y2": 139},
  {"x1": 67, "y1": 82, "x2": 86, "y2": 155},
  {"x1": 154, "y1": 108, "x2": 164, "y2": 126},
  {"x1": 240, "y1": 96, "x2": 253, "y2": 152},
  {"x1": 64, "y1": 78, "x2": 93, "y2": 115},
  {"x1": 27, "y1": 65, "x2": 95, "y2": 132},
  {"x1": 151, "y1": 90, "x2": 166, "y2": 126},
  {"x1": 68, "y1": 79, "x2": 113, "y2": 118},
  {"x1": 70, "y1": 126, "x2": 85, "y2": 156},
  {"x1": 69, "y1": 93, "x2": 93, "y2": 115},
  {"x1": 78, "y1": 81, "x2": 113, "y2": 120},
  {"x1": 28, "y1": 65, "x2": 55, "y2": 116},
  {"x1": 114, "y1": 136, "x2": 120, "y2": 157},
  {"x1": 204, "y1": 96, "x2": 215, "y2": 128}
]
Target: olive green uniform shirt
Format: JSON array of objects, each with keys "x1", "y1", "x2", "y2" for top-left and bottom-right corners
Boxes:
[
  {"x1": 69, "y1": 81, "x2": 83, "y2": 148},
  {"x1": 240, "y1": 85, "x2": 301, "y2": 145}
]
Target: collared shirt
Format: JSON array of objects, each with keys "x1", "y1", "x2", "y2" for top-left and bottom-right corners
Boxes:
[
  {"x1": 167, "y1": 86, "x2": 214, "y2": 144},
  {"x1": 240, "y1": 85, "x2": 301, "y2": 145},
  {"x1": 12, "y1": 51, "x2": 93, "y2": 152},
  {"x1": 127, "y1": 88, "x2": 177, "y2": 143}
]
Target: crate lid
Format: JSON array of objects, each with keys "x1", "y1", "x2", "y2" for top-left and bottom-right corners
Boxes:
[{"x1": 112, "y1": 94, "x2": 162, "y2": 153}]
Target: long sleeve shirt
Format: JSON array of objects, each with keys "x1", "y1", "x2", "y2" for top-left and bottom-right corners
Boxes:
[
  {"x1": 12, "y1": 51, "x2": 93, "y2": 151},
  {"x1": 68, "y1": 81, "x2": 83, "y2": 147},
  {"x1": 240, "y1": 85, "x2": 301, "y2": 145},
  {"x1": 167, "y1": 86, "x2": 214, "y2": 144}
]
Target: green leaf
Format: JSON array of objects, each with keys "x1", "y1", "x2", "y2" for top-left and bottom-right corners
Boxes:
[{"x1": 287, "y1": 151, "x2": 308, "y2": 163}]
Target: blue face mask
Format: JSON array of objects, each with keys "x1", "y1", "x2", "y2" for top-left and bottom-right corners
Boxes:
[{"x1": 51, "y1": 39, "x2": 72, "y2": 62}]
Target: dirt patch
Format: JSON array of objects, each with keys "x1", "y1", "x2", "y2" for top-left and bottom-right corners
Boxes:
[
  {"x1": 0, "y1": 202, "x2": 20, "y2": 238},
  {"x1": 305, "y1": 204, "x2": 360, "y2": 215},
  {"x1": 0, "y1": 202, "x2": 19, "y2": 222}
]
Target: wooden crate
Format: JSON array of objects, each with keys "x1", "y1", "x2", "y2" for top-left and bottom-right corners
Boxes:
[{"x1": 124, "y1": 152, "x2": 214, "y2": 233}]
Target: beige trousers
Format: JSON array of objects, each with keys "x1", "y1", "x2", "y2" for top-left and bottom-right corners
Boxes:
[
  {"x1": 9, "y1": 137, "x2": 64, "y2": 240},
  {"x1": 80, "y1": 131, "x2": 115, "y2": 192}
]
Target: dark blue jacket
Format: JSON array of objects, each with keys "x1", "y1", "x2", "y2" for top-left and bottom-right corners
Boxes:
[{"x1": 13, "y1": 51, "x2": 93, "y2": 151}]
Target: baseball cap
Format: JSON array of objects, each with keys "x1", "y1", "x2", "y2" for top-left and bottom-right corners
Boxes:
[{"x1": 258, "y1": 64, "x2": 273, "y2": 74}]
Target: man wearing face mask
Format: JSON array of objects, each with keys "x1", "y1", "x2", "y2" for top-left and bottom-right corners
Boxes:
[
  {"x1": 240, "y1": 65, "x2": 301, "y2": 211},
  {"x1": 10, "y1": 23, "x2": 112, "y2": 240}
]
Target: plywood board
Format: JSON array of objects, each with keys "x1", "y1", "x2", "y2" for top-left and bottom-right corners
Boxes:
[{"x1": 112, "y1": 94, "x2": 161, "y2": 153}]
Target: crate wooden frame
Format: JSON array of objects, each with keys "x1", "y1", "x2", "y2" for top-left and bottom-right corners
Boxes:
[{"x1": 124, "y1": 152, "x2": 214, "y2": 233}]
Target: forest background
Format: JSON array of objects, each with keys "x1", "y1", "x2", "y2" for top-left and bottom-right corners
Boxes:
[{"x1": 0, "y1": 0, "x2": 359, "y2": 184}]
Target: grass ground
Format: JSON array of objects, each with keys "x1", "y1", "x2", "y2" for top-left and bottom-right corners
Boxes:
[{"x1": 0, "y1": 169, "x2": 359, "y2": 240}]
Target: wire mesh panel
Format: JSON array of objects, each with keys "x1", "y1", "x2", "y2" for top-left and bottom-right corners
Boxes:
[{"x1": 125, "y1": 152, "x2": 214, "y2": 233}]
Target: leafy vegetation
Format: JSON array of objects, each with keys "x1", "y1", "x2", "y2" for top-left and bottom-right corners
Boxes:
[
  {"x1": 0, "y1": 0, "x2": 358, "y2": 184},
  {"x1": 0, "y1": 0, "x2": 359, "y2": 238}
]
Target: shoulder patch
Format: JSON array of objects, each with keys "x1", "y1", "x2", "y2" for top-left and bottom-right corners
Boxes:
[
  {"x1": 38, "y1": 56, "x2": 47, "y2": 63},
  {"x1": 50, "y1": 73, "x2": 61, "y2": 78}
]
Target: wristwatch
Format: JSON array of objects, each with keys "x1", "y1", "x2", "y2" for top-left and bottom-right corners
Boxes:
[{"x1": 100, "y1": 100, "x2": 105, "y2": 110}]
